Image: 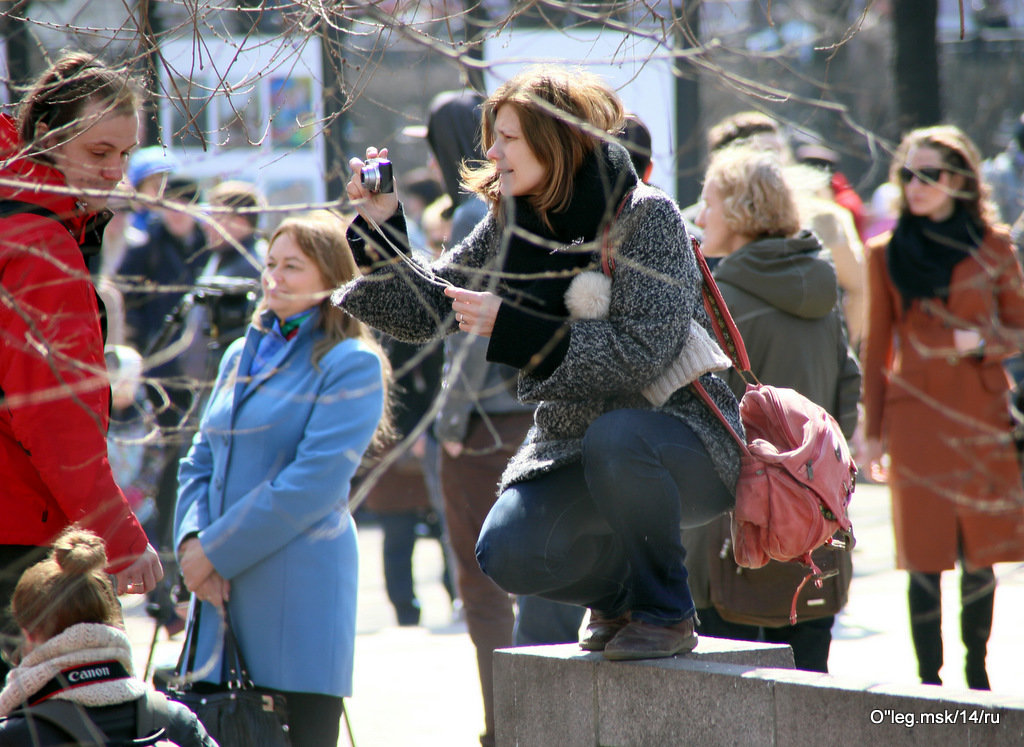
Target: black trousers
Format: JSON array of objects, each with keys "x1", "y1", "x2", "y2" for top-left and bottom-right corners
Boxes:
[
  {"x1": 268, "y1": 690, "x2": 346, "y2": 747},
  {"x1": 696, "y1": 605, "x2": 835, "y2": 673}
]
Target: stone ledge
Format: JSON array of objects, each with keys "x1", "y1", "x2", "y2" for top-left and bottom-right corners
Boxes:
[
  {"x1": 494, "y1": 637, "x2": 794, "y2": 746},
  {"x1": 494, "y1": 638, "x2": 1024, "y2": 746}
]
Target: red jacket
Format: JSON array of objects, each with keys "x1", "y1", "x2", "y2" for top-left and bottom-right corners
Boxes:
[{"x1": 0, "y1": 114, "x2": 147, "y2": 570}]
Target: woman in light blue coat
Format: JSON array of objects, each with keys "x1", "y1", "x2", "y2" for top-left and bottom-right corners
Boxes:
[{"x1": 174, "y1": 210, "x2": 390, "y2": 747}]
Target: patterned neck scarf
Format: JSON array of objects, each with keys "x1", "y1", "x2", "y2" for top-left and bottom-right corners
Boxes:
[
  {"x1": 280, "y1": 309, "x2": 314, "y2": 340},
  {"x1": 249, "y1": 309, "x2": 315, "y2": 376}
]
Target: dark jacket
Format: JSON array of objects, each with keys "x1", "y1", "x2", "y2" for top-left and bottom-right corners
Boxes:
[
  {"x1": 0, "y1": 695, "x2": 217, "y2": 746},
  {"x1": 713, "y1": 231, "x2": 861, "y2": 436},
  {"x1": 426, "y1": 90, "x2": 484, "y2": 210},
  {"x1": 363, "y1": 333, "x2": 444, "y2": 514},
  {"x1": 0, "y1": 113, "x2": 148, "y2": 567},
  {"x1": 117, "y1": 219, "x2": 208, "y2": 362}
]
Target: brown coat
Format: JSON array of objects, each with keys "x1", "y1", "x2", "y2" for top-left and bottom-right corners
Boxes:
[{"x1": 863, "y1": 227, "x2": 1024, "y2": 571}]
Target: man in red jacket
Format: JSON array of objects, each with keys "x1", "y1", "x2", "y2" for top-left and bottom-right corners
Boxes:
[{"x1": 0, "y1": 53, "x2": 163, "y2": 678}]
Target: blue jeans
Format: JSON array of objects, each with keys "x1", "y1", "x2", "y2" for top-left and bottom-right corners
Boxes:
[{"x1": 476, "y1": 409, "x2": 733, "y2": 626}]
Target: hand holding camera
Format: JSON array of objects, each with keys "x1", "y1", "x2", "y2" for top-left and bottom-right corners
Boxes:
[{"x1": 347, "y1": 146, "x2": 399, "y2": 226}]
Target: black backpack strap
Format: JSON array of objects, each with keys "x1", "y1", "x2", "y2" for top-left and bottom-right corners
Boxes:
[
  {"x1": 10, "y1": 699, "x2": 108, "y2": 745},
  {"x1": 135, "y1": 690, "x2": 172, "y2": 742},
  {"x1": 0, "y1": 198, "x2": 65, "y2": 227}
]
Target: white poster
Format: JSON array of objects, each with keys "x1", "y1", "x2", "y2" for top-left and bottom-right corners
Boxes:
[{"x1": 157, "y1": 35, "x2": 326, "y2": 211}]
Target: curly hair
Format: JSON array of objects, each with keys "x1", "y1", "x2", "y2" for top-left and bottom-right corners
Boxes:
[{"x1": 704, "y1": 145, "x2": 801, "y2": 239}]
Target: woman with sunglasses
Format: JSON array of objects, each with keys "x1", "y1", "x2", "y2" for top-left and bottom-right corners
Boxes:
[{"x1": 862, "y1": 125, "x2": 1024, "y2": 690}]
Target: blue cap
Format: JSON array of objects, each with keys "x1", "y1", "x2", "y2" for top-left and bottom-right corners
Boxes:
[{"x1": 128, "y1": 146, "x2": 180, "y2": 188}]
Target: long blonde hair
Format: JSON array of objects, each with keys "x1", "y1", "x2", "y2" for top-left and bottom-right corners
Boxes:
[{"x1": 255, "y1": 210, "x2": 393, "y2": 446}]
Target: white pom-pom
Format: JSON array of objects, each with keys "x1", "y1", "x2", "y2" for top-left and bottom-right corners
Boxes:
[{"x1": 565, "y1": 271, "x2": 612, "y2": 319}]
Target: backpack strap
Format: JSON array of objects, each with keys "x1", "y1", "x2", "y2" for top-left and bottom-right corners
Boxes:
[
  {"x1": 687, "y1": 236, "x2": 755, "y2": 377},
  {"x1": 10, "y1": 699, "x2": 108, "y2": 746},
  {"x1": 0, "y1": 197, "x2": 108, "y2": 265},
  {"x1": 691, "y1": 378, "x2": 748, "y2": 454},
  {"x1": 136, "y1": 690, "x2": 172, "y2": 742},
  {"x1": 0, "y1": 198, "x2": 65, "y2": 226}
]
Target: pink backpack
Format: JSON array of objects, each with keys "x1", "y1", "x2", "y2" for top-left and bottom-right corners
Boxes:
[{"x1": 688, "y1": 240, "x2": 857, "y2": 624}]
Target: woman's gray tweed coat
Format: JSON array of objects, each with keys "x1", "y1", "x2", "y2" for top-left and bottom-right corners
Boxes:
[{"x1": 333, "y1": 183, "x2": 743, "y2": 495}]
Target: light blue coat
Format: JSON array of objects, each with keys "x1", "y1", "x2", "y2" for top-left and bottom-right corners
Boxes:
[{"x1": 174, "y1": 311, "x2": 384, "y2": 696}]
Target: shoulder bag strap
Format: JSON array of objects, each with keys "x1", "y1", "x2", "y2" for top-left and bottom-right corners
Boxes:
[
  {"x1": 221, "y1": 605, "x2": 254, "y2": 689},
  {"x1": 0, "y1": 198, "x2": 65, "y2": 226},
  {"x1": 173, "y1": 594, "x2": 203, "y2": 686},
  {"x1": 599, "y1": 187, "x2": 636, "y2": 277},
  {"x1": 688, "y1": 237, "x2": 754, "y2": 451},
  {"x1": 687, "y1": 236, "x2": 755, "y2": 377}
]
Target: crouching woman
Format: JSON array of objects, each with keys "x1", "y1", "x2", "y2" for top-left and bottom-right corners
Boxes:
[{"x1": 335, "y1": 66, "x2": 743, "y2": 660}]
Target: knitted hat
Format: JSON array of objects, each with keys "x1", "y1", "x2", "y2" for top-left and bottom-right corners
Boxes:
[{"x1": 127, "y1": 146, "x2": 179, "y2": 188}]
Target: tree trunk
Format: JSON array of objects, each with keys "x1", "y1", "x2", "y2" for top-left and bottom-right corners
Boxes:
[
  {"x1": 320, "y1": 12, "x2": 349, "y2": 202},
  {"x1": 893, "y1": 0, "x2": 942, "y2": 133},
  {"x1": 674, "y1": 5, "x2": 701, "y2": 207},
  {"x1": 2, "y1": 1, "x2": 35, "y2": 104}
]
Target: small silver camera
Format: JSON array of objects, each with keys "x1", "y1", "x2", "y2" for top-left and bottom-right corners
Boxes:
[{"x1": 360, "y1": 158, "x2": 394, "y2": 194}]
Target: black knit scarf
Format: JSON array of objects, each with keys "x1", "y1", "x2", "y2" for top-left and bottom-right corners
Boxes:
[
  {"x1": 498, "y1": 141, "x2": 637, "y2": 318},
  {"x1": 886, "y1": 205, "x2": 984, "y2": 306}
]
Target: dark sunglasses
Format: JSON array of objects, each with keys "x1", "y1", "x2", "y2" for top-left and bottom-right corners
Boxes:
[{"x1": 898, "y1": 166, "x2": 945, "y2": 185}]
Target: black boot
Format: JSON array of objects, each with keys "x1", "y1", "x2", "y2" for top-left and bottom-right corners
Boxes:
[
  {"x1": 961, "y1": 566, "x2": 995, "y2": 691},
  {"x1": 908, "y1": 572, "x2": 943, "y2": 685}
]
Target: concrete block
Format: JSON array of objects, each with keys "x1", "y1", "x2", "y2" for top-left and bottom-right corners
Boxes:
[
  {"x1": 753, "y1": 669, "x2": 1024, "y2": 747},
  {"x1": 596, "y1": 659, "x2": 778, "y2": 746},
  {"x1": 493, "y1": 645, "x2": 600, "y2": 747},
  {"x1": 494, "y1": 637, "x2": 795, "y2": 746}
]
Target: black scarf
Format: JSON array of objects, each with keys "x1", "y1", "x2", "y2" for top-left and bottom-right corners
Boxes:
[
  {"x1": 498, "y1": 141, "x2": 637, "y2": 318},
  {"x1": 886, "y1": 205, "x2": 984, "y2": 306}
]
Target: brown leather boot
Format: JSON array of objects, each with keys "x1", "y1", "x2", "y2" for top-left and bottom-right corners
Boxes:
[
  {"x1": 579, "y1": 610, "x2": 631, "y2": 651},
  {"x1": 602, "y1": 616, "x2": 698, "y2": 661}
]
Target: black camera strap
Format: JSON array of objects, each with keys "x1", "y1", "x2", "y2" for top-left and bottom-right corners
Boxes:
[{"x1": 28, "y1": 660, "x2": 133, "y2": 706}]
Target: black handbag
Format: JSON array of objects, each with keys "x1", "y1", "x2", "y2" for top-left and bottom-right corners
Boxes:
[{"x1": 167, "y1": 596, "x2": 291, "y2": 747}]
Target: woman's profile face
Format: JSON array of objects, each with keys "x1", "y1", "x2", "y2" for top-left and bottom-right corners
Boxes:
[
  {"x1": 486, "y1": 105, "x2": 547, "y2": 197},
  {"x1": 262, "y1": 231, "x2": 329, "y2": 320},
  {"x1": 901, "y1": 145, "x2": 960, "y2": 223},
  {"x1": 44, "y1": 100, "x2": 138, "y2": 213},
  {"x1": 695, "y1": 181, "x2": 739, "y2": 257}
]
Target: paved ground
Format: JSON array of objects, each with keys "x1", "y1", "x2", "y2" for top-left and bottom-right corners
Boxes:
[{"x1": 123, "y1": 481, "x2": 1024, "y2": 745}]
